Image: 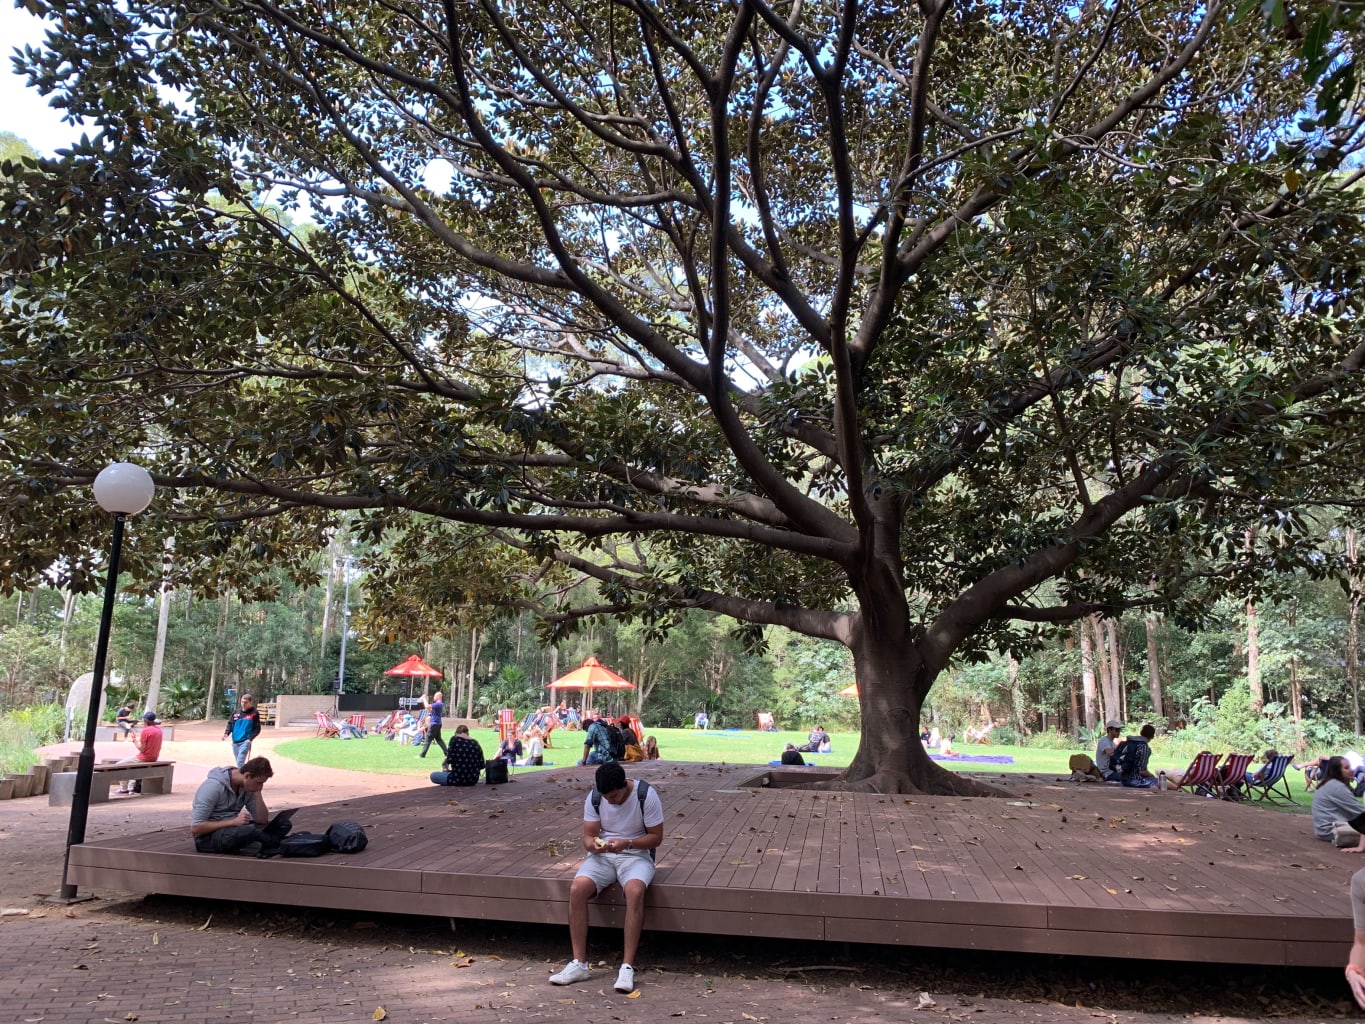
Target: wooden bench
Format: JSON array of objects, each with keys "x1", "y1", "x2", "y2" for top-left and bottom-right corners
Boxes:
[
  {"x1": 48, "y1": 761, "x2": 176, "y2": 807},
  {"x1": 258, "y1": 702, "x2": 278, "y2": 725}
]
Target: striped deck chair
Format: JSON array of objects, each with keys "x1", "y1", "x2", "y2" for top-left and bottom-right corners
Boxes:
[
  {"x1": 1245, "y1": 753, "x2": 1295, "y2": 803},
  {"x1": 1170, "y1": 751, "x2": 1222, "y2": 796},
  {"x1": 1214, "y1": 752, "x2": 1254, "y2": 801},
  {"x1": 313, "y1": 711, "x2": 340, "y2": 738}
]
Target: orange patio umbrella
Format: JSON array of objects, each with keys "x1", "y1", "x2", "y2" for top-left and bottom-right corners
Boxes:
[
  {"x1": 384, "y1": 654, "x2": 443, "y2": 700},
  {"x1": 548, "y1": 656, "x2": 635, "y2": 711},
  {"x1": 837, "y1": 682, "x2": 859, "y2": 697}
]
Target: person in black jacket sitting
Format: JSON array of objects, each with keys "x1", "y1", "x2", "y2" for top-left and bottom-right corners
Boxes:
[
  {"x1": 780, "y1": 743, "x2": 805, "y2": 766},
  {"x1": 430, "y1": 724, "x2": 485, "y2": 786}
]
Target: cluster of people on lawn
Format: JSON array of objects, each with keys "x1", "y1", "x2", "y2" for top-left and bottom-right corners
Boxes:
[{"x1": 1075, "y1": 720, "x2": 1289, "y2": 793}]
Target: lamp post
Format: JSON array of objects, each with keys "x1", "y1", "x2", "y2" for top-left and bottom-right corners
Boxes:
[{"x1": 53, "y1": 462, "x2": 155, "y2": 903}]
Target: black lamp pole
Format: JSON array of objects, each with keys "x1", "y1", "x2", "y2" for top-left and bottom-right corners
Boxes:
[
  {"x1": 51, "y1": 461, "x2": 154, "y2": 904},
  {"x1": 55, "y1": 513, "x2": 128, "y2": 902}
]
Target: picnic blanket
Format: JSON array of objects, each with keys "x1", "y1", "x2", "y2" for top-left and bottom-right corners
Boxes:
[{"x1": 929, "y1": 753, "x2": 1015, "y2": 764}]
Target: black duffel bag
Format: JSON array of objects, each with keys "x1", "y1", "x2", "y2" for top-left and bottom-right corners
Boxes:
[
  {"x1": 279, "y1": 832, "x2": 331, "y2": 857},
  {"x1": 326, "y1": 820, "x2": 368, "y2": 853}
]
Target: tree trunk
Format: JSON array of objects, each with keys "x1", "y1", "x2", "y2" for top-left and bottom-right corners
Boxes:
[
  {"x1": 466, "y1": 627, "x2": 480, "y2": 720},
  {"x1": 1348, "y1": 529, "x2": 1362, "y2": 735},
  {"x1": 1104, "y1": 617, "x2": 1124, "y2": 723},
  {"x1": 1080, "y1": 621, "x2": 1098, "y2": 731},
  {"x1": 205, "y1": 590, "x2": 230, "y2": 722},
  {"x1": 829, "y1": 586, "x2": 1001, "y2": 795},
  {"x1": 1144, "y1": 612, "x2": 1164, "y2": 723},
  {"x1": 1246, "y1": 600, "x2": 1262, "y2": 710}
]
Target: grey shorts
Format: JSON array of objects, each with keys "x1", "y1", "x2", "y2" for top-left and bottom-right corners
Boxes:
[{"x1": 575, "y1": 850, "x2": 655, "y2": 893}]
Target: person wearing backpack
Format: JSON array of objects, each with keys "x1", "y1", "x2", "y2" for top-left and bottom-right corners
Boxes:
[
  {"x1": 549, "y1": 762, "x2": 663, "y2": 995},
  {"x1": 579, "y1": 711, "x2": 613, "y2": 766},
  {"x1": 605, "y1": 717, "x2": 628, "y2": 760},
  {"x1": 1116, "y1": 723, "x2": 1160, "y2": 788}
]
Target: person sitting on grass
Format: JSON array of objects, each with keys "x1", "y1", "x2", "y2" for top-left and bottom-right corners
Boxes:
[
  {"x1": 431, "y1": 724, "x2": 485, "y2": 786},
  {"x1": 643, "y1": 736, "x2": 660, "y2": 760},
  {"x1": 1312, "y1": 756, "x2": 1365, "y2": 850},
  {"x1": 1115, "y1": 724, "x2": 1160, "y2": 788},
  {"x1": 780, "y1": 743, "x2": 805, "y2": 766},
  {"x1": 797, "y1": 724, "x2": 829, "y2": 753}
]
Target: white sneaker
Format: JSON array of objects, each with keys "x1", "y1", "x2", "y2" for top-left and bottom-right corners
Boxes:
[
  {"x1": 614, "y1": 963, "x2": 635, "y2": 993},
  {"x1": 549, "y1": 960, "x2": 591, "y2": 985}
]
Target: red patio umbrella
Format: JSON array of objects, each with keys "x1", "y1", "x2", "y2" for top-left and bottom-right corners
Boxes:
[
  {"x1": 384, "y1": 654, "x2": 443, "y2": 700},
  {"x1": 548, "y1": 656, "x2": 635, "y2": 712}
]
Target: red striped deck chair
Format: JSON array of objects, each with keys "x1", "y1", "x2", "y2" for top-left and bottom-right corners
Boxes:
[
  {"x1": 1214, "y1": 752, "x2": 1253, "y2": 801},
  {"x1": 1170, "y1": 751, "x2": 1222, "y2": 796},
  {"x1": 499, "y1": 709, "x2": 517, "y2": 743},
  {"x1": 314, "y1": 711, "x2": 340, "y2": 738}
]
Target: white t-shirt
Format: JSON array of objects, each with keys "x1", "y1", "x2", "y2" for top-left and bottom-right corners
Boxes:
[
  {"x1": 583, "y1": 781, "x2": 664, "y2": 841},
  {"x1": 527, "y1": 735, "x2": 544, "y2": 759}
]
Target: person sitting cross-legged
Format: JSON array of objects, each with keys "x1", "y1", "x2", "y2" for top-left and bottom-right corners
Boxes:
[
  {"x1": 550, "y1": 762, "x2": 664, "y2": 995},
  {"x1": 1115, "y1": 724, "x2": 1161, "y2": 788},
  {"x1": 190, "y1": 756, "x2": 289, "y2": 855}
]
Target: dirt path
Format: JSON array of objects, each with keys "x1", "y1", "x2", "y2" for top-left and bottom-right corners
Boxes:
[{"x1": 0, "y1": 721, "x2": 1352, "y2": 1023}]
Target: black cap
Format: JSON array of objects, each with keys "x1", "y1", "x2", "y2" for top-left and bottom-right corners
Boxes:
[{"x1": 142, "y1": 711, "x2": 158, "y2": 722}]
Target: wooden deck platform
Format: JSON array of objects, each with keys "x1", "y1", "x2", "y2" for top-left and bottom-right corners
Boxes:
[{"x1": 69, "y1": 762, "x2": 1355, "y2": 965}]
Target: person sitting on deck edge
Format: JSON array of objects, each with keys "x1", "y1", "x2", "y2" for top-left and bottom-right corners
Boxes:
[
  {"x1": 190, "y1": 756, "x2": 290, "y2": 855},
  {"x1": 550, "y1": 761, "x2": 664, "y2": 995}
]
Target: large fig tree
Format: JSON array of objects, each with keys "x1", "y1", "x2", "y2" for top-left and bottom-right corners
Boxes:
[{"x1": 3, "y1": 0, "x2": 1365, "y2": 792}]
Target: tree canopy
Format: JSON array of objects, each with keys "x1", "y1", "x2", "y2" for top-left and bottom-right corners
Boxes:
[{"x1": 3, "y1": 0, "x2": 1365, "y2": 792}]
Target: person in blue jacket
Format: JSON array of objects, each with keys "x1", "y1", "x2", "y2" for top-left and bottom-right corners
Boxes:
[{"x1": 224, "y1": 693, "x2": 263, "y2": 768}]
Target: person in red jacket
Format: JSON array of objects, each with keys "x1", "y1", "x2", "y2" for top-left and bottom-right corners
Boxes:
[{"x1": 116, "y1": 711, "x2": 164, "y2": 794}]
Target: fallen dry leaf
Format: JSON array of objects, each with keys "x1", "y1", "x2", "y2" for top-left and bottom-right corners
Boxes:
[
  {"x1": 372, "y1": 1009, "x2": 387, "y2": 1021},
  {"x1": 916, "y1": 992, "x2": 937, "y2": 1010},
  {"x1": 196, "y1": 915, "x2": 213, "y2": 931},
  {"x1": 627, "y1": 990, "x2": 642, "y2": 999}
]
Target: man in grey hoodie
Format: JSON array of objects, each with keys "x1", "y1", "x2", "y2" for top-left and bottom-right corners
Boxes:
[{"x1": 190, "y1": 756, "x2": 285, "y2": 854}]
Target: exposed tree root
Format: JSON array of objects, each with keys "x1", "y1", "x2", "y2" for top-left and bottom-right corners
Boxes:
[{"x1": 810, "y1": 768, "x2": 1007, "y2": 797}]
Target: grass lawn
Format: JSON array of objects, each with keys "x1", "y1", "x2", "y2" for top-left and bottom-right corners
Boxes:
[{"x1": 274, "y1": 726, "x2": 1316, "y2": 812}]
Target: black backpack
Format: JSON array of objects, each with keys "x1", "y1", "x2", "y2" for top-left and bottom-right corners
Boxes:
[
  {"x1": 605, "y1": 723, "x2": 626, "y2": 760},
  {"x1": 590, "y1": 779, "x2": 656, "y2": 861},
  {"x1": 326, "y1": 821, "x2": 368, "y2": 853},
  {"x1": 279, "y1": 831, "x2": 331, "y2": 857},
  {"x1": 1111, "y1": 740, "x2": 1137, "y2": 779}
]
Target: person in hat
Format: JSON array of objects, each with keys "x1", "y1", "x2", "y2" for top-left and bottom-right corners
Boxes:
[
  {"x1": 115, "y1": 711, "x2": 164, "y2": 795},
  {"x1": 1095, "y1": 720, "x2": 1124, "y2": 781}
]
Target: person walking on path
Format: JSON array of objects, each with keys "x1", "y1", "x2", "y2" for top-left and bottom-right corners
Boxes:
[
  {"x1": 417, "y1": 690, "x2": 448, "y2": 759},
  {"x1": 549, "y1": 761, "x2": 663, "y2": 995},
  {"x1": 224, "y1": 693, "x2": 262, "y2": 768}
]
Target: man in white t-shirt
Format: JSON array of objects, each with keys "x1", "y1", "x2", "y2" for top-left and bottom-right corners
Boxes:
[{"x1": 549, "y1": 762, "x2": 663, "y2": 995}]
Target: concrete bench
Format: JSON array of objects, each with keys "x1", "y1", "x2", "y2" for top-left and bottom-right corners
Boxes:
[{"x1": 48, "y1": 761, "x2": 176, "y2": 807}]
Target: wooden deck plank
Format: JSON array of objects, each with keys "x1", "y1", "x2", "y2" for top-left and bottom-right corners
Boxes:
[{"x1": 67, "y1": 762, "x2": 1354, "y2": 965}]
